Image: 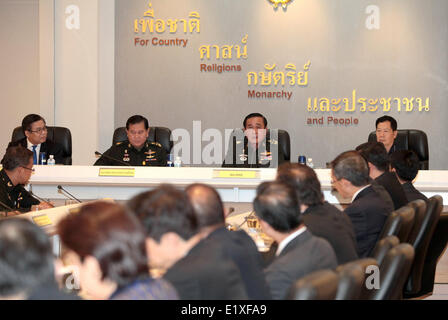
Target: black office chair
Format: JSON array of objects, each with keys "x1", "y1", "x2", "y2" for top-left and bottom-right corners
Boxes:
[
  {"x1": 11, "y1": 126, "x2": 72, "y2": 165},
  {"x1": 112, "y1": 126, "x2": 173, "y2": 154},
  {"x1": 335, "y1": 259, "x2": 372, "y2": 300},
  {"x1": 375, "y1": 205, "x2": 415, "y2": 245},
  {"x1": 368, "y1": 129, "x2": 429, "y2": 169},
  {"x1": 286, "y1": 270, "x2": 339, "y2": 300},
  {"x1": 367, "y1": 243, "x2": 415, "y2": 300},
  {"x1": 370, "y1": 235, "x2": 400, "y2": 266}
]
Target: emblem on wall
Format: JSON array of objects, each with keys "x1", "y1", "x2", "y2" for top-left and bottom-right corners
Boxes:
[{"x1": 268, "y1": 0, "x2": 292, "y2": 9}]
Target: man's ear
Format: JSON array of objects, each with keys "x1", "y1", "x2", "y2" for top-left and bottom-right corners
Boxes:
[{"x1": 393, "y1": 130, "x2": 398, "y2": 139}]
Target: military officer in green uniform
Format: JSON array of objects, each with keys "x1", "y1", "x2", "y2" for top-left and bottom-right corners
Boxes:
[
  {"x1": 222, "y1": 113, "x2": 286, "y2": 168},
  {"x1": 94, "y1": 115, "x2": 167, "y2": 167},
  {"x1": 0, "y1": 146, "x2": 53, "y2": 216}
]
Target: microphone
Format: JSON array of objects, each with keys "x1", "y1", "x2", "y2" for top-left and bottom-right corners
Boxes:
[
  {"x1": 0, "y1": 198, "x2": 14, "y2": 213},
  {"x1": 94, "y1": 151, "x2": 131, "y2": 166},
  {"x1": 57, "y1": 185, "x2": 82, "y2": 203},
  {"x1": 29, "y1": 191, "x2": 52, "y2": 205}
]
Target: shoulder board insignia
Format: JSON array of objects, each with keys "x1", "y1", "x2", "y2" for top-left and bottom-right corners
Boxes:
[
  {"x1": 150, "y1": 142, "x2": 162, "y2": 148},
  {"x1": 115, "y1": 141, "x2": 123, "y2": 146}
]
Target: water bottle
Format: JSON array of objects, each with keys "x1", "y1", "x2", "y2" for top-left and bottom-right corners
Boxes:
[
  {"x1": 174, "y1": 156, "x2": 182, "y2": 167},
  {"x1": 39, "y1": 152, "x2": 46, "y2": 165},
  {"x1": 167, "y1": 154, "x2": 174, "y2": 167},
  {"x1": 298, "y1": 155, "x2": 306, "y2": 165},
  {"x1": 47, "y1": 155, "x2": 56, "y2": 165},
  {"x1": 307, "y1": 157, "x2": 314, "y2": 169}
]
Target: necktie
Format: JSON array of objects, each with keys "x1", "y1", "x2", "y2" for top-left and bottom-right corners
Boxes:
[{"x1": 32, "y1": 145, "x2": 37, "y2": 165}]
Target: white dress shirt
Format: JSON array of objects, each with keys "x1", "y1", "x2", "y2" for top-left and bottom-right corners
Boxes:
[{"x1": 276, "y1": 226, "x2": 307, "y2": 256}]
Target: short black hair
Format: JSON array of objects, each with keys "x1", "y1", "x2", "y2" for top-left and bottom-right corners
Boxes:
[
  {"x1": 128, "y1": 184, "x2": 198, "y2": 242},
  {"x1": 375, "y1": 115, "x2": 397, "y2": 131},
  {"x1": 1, "y1": 146, "x2": 33, "y2": 170},
  {"x1": 185, "y1": 184, "x2": 225, "y2": 228},
  {"x1": 253, "y1": 181, "x2": 302, "y2": 233},
  {"x1": 331, "y1": 151, "x2": 370, "y2": 187},
  {"x1": 356, "y1": 141, "x2": 390, "y2": 172},
  {"x1": 390, "y1": 150, "x2": 420, "y2": 182},
  {"x1": 57, "y1": 201, "x2": 149, "y2": 288},
  {"x1": 22, "y1": 114, "x2": 46, "y2": 133},
  {"x1": 0, "y1": 219, "x2": 54, "y2": 298},
  {"x1": 126, "y1": 115, "x2": 149, "y2": 130},
  {"x1": 277, "y1": 163, "x2": 324, "y2": 207},
  {"x1": 243, "y1": 113, "x2": 267, "y2": 128}
]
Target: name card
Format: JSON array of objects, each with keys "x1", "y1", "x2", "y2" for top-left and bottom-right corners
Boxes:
[
  {"x1": 213, "y1": 169, "x2": 260, "y2": 179},
  {"x1": 32, "y1": 214, "x2": 52, "y2": 227},
  {"x1": 99, "y1": 168, "x2": 135, "y2": 177}
]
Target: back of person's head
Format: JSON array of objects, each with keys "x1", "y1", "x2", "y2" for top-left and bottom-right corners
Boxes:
[
  {"x1": 276, "y1": 163, "x2": 324, "y2": 207},
  {"x1": 22, "y1": 114, "x2": 45, "y2": 133},
  {"x1": 185, "y1": 183, "x2": 225, "y2": 228},
  {"x1": 356, "y1": 141, "x2": 390, "y2": 172},
  {"x1": 126, "y1": 115, "x2": 149, "y2": 130},
  {"x1": 390, "y1": 150, "x2": 420, "y2": 182},
  {"x1": 331, "y1": 151, "x2": 370, "y2": 187},
  {"x1": 0, "y1": 219, "x2": 54, "y2": 298},
  {"x1": 253, "y1": 181, "x2": 302, "y2": 233},
  {"x1": 57, "y1": 201, "x2": 148, "y2": 288},
  {"x1": 243, "y1": 113, "x2": 267, "y2": 128},
  {"x1": 375, "y1": 115, "x2": 397, "y2": 131},
  {"x1": 128, "y1": 184, "x2": 198, "y2": 242},
  {"x1": 1, "y1": 145, "x2": 33, "y2": 171}
]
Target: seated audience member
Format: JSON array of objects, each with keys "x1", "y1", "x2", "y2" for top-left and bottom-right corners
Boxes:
[
  {"x1": 128, "y1": 185, "x2": 248, "y2": 300},
  {"x1": 222, "y1": 113, "x2": 286, "y2": 168},
  {"x1": 253, "y1": 181, "x2": 337, "y2": 300},
  {"x1": 276, "y1": 163, "x2": 358, "y2": 265},
  {"x1": 94, "y1": 115, "x2": 166, "y2": 166},
  {"x1": 357, "y1": 141, "x2": 408, "y2": 210},
  {"x1": 8, "y1": 114, "x2": 64, "y2": 164},
  {"x1": 374, "y1": 115, "x2": 402, "y2": 155},
  {"x1": 331, "y1": 151, "x2": 393, "y2": 257},
  {"x1": 0, "y1": 146, "x2": 52, "y2": 214},
  {"x1": 57, "y1": 201, "x2": 178, "y2": 300},
  {"x1": 390, "y1": 150, "x2": 428, "y2": 203},
  {"x1": 0, "y1": 219, "x2": 77, "y2": 300},
  {"x1": 185, "y1": 183, "x2": 271, "y2": 299}
]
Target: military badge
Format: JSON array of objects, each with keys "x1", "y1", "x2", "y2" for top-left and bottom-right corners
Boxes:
[
  {"x1": 239, "y1": 154, "x2": 248, "y2": 161},
  {"x1": 268, "y1": 139, "x2": 278, "y2": 145}
]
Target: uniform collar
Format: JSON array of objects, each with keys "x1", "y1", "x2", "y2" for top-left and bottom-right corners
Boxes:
[{"x1": 0, "y1": 169, "x2": 15, "y2": 190}]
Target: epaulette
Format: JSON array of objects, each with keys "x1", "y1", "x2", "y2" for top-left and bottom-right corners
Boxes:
[
  {"x1": 150, "y1": 142, "x2": 162, "y2": 148},
  {"x1": 115, "y1": 141, "x2": 123, "y2": 146}
]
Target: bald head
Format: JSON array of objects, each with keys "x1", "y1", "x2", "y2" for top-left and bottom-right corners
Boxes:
[{"x1": 185, "y1": 184, "x2": 225, "y2": 228}]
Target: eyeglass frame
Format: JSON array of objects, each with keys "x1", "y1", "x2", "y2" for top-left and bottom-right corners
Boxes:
[
  {"x1": 28, "y1": 126, "x2": 48, "y2": 134},
  {"x1": 20, "y1": 166, "x2": 35, "y2": 173}
]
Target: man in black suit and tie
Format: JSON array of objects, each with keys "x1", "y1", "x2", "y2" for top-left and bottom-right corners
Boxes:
[
  {"x1": 8, "y1": 114, "x2": 64, "y2": 165},
  {"x1": 253, "y1": 181, "x2": 337, "y2": 300},
  {"x1": 357, "y1": 141, "x2": 408, "y2": 210},
  {"x1": 390, "y1": 150, "x2": 428, "y2": 203},
  {"x1": 331, "y1": 151, "x2": 394, "y2": 258},
  {"x1": 128, "y1": 184, "x2": 248, "y2": 300},
  {"x1": 276, "y1": 163, "x2": 358, "y2": 265},
  {"x1": 185, "y1": 183, "x2": 271, "y2": 299}
]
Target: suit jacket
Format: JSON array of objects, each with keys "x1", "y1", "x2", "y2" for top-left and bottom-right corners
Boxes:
[
  {"x1": 264, "y1": 229, "x2": 337, "y2": 300},
  {"x1": 163, "y1": 237, "x2": 248, "y2": 300},
  {"x1": 202, "y1": 226, "x2": 271, "y2": 299},
  {"x1": 375, "y1": 171, "x2": 408, "y2": 210},
  {"x1": 402, "y1": 181, "x2": 428, "y2": 203},
  {"x1": 9, "y1": 137, "x2": 64, "y2": 165},
  {"x1": 344, "y1": 185, "x2": 393, "y2": 258},
  {"x1": 303, "y1": 202, "x2": 358, "y2": 265}
]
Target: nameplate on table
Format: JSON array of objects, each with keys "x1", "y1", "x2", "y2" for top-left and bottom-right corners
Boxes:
[
  {"x1": 32, "y1": 214, "x2": 52, "y2": 227},
  {"x1": 213, "y1": 169, "x2": 260, "y2": 179},
  {"x1": 98, "y1": 168, "x2": 135, "y2": 177}
]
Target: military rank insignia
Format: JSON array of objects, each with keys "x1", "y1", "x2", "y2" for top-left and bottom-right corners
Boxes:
[
  {"x1": 123, "y1": 150, "x2": 130, "y2": 162},
  {"x1": 239, "y1": 154, "x2": 248, "y2": 161}
]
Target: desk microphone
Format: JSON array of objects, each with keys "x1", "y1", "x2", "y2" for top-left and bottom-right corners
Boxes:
[
  {"x1": 29, "y1": 191, "x2": 54, "y2": 207},
  {"x1": 94, "y1": 151, "x2": 131, "y2": 166},
  {"x1": 57, "y1": 185, "x2": 82, "y2": 203},
  {"x1": 0, "y1": 198, "x2": 14, "y2": 213}
]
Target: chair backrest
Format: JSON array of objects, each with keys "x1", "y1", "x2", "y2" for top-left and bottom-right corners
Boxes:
[
  {"x1": 404, "y1": 196, "x2": 444, "y2": 296},
  {"x1": 406, "y1": 199, "x2": 428, "y2": 244},
  {"x1": 377, "y1": 210, "x2": 401, "y2": 241},
  {"x1": 368, "y1": 129, "x2": 429, "y2": 169},
  {"x1": 11, "y1": 126, "x2": 72, "y2": 165},
  {"x1": 370, "y1": 235, "x2": 400, "y2": 266},
  {"x1": 396, "y1": 205, "x2": 416, "y2": 243},
  {"x1": 112, "y1": 126, "x2": 173, "y2": 154},
  {"x1": 286, "y1": 270, "x2": 339, "y2": 300},
  {"x1": 335, "y1": 258, "x2": 375, "y2": 300},
  {"x1": 368, "y1": 243, "x2": 415, "y2": 300}
]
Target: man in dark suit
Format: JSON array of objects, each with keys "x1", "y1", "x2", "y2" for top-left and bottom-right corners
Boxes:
[
  {"x1": 276, "y1": 163, "x2": 358, "y2": 265},
  {"x1": 8, "y1": 114, "x2": 64, "y2": 165},
  {"x1": 390, "y1": 150, "x2": 428, "y2": 203},
  {"x1": 331, "y1": 151, "x2": 394, "y2": 258},
  {"x1": 357, "y1": 141, "x2": 408, "y2": 210},
  {"x1": 253, "y1": 181, "x2": 337, "y2": 300},
  {"x1": 185, "y1": 183, "x2": 271, "y2": 299},
  {"x1": 375, "y1": 115, "x2": 403, "y2": 155},
  {"x1": 128, "y1": 184, "x2": 248, "y2": 300}
]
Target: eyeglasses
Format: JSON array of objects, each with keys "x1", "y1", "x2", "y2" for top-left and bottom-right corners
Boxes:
[
  {"x1": 20, "y1": 166, "x2": 35, "y2": 173},
  {"x1": 29, "y1": 126, "x2": 48, "y2": 134}
]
